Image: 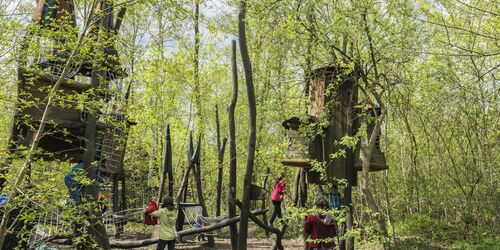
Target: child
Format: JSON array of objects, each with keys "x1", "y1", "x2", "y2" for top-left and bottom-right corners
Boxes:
[
  {"x1": 194, "y1": 217, "x2": 206, "y2": 241},
  {"x1": 329, "y1": 184, "x2": 342, "y2": 210},
  {"x1": 151, "y1": 197, "x2": 177, "y2": 250},
  {"x1": 269, "y1": 174, "x2": 286, "y2": 225},
  {"x1": 144, "y1": 198, "x2": 159, "y2": 225},
  {"x1": 97, "y1": 193, "x2": 108, "y2": 213}
]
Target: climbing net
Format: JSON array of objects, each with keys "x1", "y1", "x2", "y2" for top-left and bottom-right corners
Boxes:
[
  {"x1": 28, "y1": 207, "x2": 145, "y2": 248},
  {"x1": 181, "y1": 205, "x2": 228, "y2": 236}
]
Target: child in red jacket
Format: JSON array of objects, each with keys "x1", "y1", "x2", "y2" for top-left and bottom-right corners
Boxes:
[
  {"x1": 145, "y1": 199, "x2": 159, "y2": 225},
  {"x1": 269, "y1": 175, "x2": 286, "y2": 225}
]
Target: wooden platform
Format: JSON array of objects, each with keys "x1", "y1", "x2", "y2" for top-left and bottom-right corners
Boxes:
[
  {"x1": 353, "y1": 147, "x2": 388, "y2": 171},
  {"x1": 9, "y1": 68, "x2": 127, "y2": 173}
]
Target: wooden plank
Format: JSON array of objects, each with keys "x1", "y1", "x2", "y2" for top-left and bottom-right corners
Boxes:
[
  {"x1": 19, "y1": 68, "x2": 91, "y2": 91},
  {"x1": 353, "y1": 147, "x2": 387, "y2": 171}
]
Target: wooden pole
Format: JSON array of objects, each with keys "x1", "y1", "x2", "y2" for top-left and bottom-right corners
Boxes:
[
  {"x1": 167, "y1": 128, "x2": 174, "y2": 198},
  {"x1": 175, "y1": 134, "x2": 194, "y2": 232},
  {"x1": 175, "y1": 133, "x2": 194, "y2": 205},
  {"x1": 159, "y1": 124, "x2": 172, "y2": 201},
  {"x1": 191, "y1": 135, "x2": 215, "y2": 247},
  {"x1": 215, "y1": 105, "x2": 227, "y2": 217},
  {"x1": 112, "y1": 174, "x2": 121, "y2": 237},
  {"x1": 237, "y1": 0, "x2": 258, "y2": 246},
  {"x1": 261, "y1": 167, "x2": 270, "y2": 237},
  {"x1": 78, "y1": 68, "x2": 110, "y2": 250},
  {"x1": 227, "y1": 39, "x2": 239, "y2": 250},
  {"x1": 299, "y1": 168, "x2": 307, "y2": 207}
]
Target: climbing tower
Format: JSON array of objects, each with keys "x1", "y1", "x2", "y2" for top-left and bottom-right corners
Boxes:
[
  {"x1": 7, "y1": 0, "x2": 131, "y2": 214},
  {"x1": 281, "y1": 64, "x2": 387, "y2": 185}
]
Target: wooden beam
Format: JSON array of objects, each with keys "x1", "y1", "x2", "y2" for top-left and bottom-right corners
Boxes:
[{"x1": 109, "y1": 209, "x2": 267, "y2": 249}]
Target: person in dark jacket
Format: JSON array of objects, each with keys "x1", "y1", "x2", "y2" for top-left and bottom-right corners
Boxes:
[{"x1": 304, "y1": 196, "x2": 337, "y2": 250}]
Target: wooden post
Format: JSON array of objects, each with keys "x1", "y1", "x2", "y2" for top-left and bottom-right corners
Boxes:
[
  {"x1": 191, "y1": 135, "x2": 215, "y2": 247},
  {"x1": 299, "y1": 168, "x2": 307, "y2": 207},
  {"x1": 120, "y1": 172, "x2": 126, "y2": 211},
  {"x1": 343, "y1": 74, "x2": 358, "y2": 250},
  {"x1": 261, "y1": 167, "x2": 270, "y2": 237},
  {"x1": 112, "y1": 174, "x2": 120, "y2": 236},
  {"x1": 237, "y1": 0, "x2": 258, "y2": 248},
  {"x1": 292, "y1": 169, "x2": 300, "y2": 205},
  {"x1": 159, "y1": 124, "x2": 172, "y2": 201},
  {"x1": 79, "y1": 68, "x2": 110, "y2": 249},
  {"x1": 175, "y1": 134, "x2": 194, "y2": 232},
  {"x1": 227, "y1": 39, "x2": 239, "y2": 250},
  {"x1": 215, "y1": 105, "x2": 227, "y2": 217},
  {"x1": 175, "y1": 133, "x2": 194, "y2": 205}
]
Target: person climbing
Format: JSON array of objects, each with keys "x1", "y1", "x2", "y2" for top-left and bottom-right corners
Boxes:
[
  {"x1": 269, "y1": 174, "x2": 286, "y2": 226},
  {"x1": 64, "y1": 161, "x2": 85, "y2": 203},
  {"x1": 304, "y1": 196, "x2": 337, "y2": 250},
  {"x1": 64, "y1": 160, "x2": 105, "y2": 203},
  {"x1": 150, "y1": 197, "x2": 177, "y2": 250}
]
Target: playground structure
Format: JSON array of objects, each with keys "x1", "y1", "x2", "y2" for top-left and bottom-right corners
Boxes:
[
  {"x1": 281, "y1": 65, "x2": 388, "y2": 249},
  {"x1": 2, "y1": 1, "x2": 389, "y2": 250},
  {"x1": 4, "y1": 3, "x2": 269, "y2": 248},
  {"x1": 2, "y1": 0, "x2": 133, "y2": 247},
  {"x1": 281, "y1": 65, "x2": 387, "y2": 182}
]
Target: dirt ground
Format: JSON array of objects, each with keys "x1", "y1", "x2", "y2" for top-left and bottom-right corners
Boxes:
[
  {"x1": 171, "y1": 238, "x2": 303, "y2": 250},
  {"x1": 111, "y1": 237, "x2": 304, "y2": 250},
  {"x1": 105, "y1": 231, "x2": 304, "y2": 250}
]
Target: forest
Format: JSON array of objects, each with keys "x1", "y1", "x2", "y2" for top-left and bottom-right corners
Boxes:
[{"x1": 0, "y1": 0, "x2": 498, "y2": 249}]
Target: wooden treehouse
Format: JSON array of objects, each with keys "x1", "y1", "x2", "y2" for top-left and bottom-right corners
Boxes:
[
  {"x1": 7, "y1": 0, "x2": 131, "y2": 212},
  {"x1": 281, "y1": 65, "x2": 387, "y2": 185}
]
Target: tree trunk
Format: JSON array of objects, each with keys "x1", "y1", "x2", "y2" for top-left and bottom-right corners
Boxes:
[
  {"x1": 120, "y1": 173, "x2": 127, "y2": 211},
  {"x1": 360, "y1": 112, "x2": 388, "y2": 237},
  {"x1": 227, "y1": 39, "x2": 239, "y2": 250},
  {"x1": 237, "y1": 1, "x2": 258, "y2": 249},
  {"x1": 193, "y1": 0, "x2": 203, "y2": 134}
]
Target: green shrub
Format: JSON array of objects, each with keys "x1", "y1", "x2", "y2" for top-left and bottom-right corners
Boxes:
[{"x1": 395, "y1": 214, "x2": 460, "y2": 242}]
